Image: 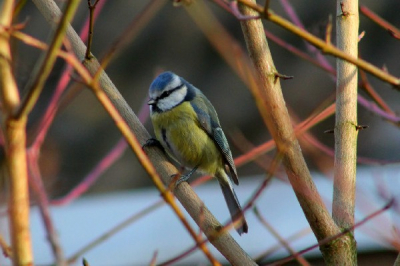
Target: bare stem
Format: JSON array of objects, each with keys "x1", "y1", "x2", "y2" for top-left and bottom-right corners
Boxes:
[
  {"x1": 238, "y1": 0, "x2": 339, "y2": 242},
  {"x1": 332, "y1": 0, "x2": 359, "y2": 263},
  {"x1": 16, "y1": 0, "x2": 80, "y2": 119},
  {"x1": 84, "y1": 0, "x2": 98, "y2": 59},
  {"x1": 0, "y1": 1, "x2": 33, "y2": 265}
]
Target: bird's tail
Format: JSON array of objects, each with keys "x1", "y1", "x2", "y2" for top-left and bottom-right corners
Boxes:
[{"x1": 218, "y1": 178, "x2": 248, "y2": 235}]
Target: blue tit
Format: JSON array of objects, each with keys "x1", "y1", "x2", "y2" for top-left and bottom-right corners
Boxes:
[{"x1": 148, "y1": 71, "x2": 248, "y2": 235}]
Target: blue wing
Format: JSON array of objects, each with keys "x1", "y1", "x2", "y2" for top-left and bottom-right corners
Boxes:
[{"x1": 191, "y1": 99, "x2": 239, "y2": 185}]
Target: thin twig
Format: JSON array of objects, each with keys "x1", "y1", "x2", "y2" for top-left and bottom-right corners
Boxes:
[
  {"x1": 93, "y1": 0, "x2": 167, "y2": 82},
  {"x1": 255, "y1": 227, "x2": 312, "y2": 262},
  {"x1": 279, "y1": 0, "x2": 332, "y2": 71},
  {"x1": 0, "y1": 233, "x2": 12, "y2": 258},
  {"x1": 27, "y1": 151, "x2": 66, "y2": 265},
  {"x1": 360, "y1": 5, "x2": 400, "y2": 39},
  {"x1": 85, "y1": 0, "x2": 100, "y2": 59},
  {"x1": 149, "y1": 250, "x2": 158, "y2": 266},
  {"x1": 51, "y1": 98, "x2": 149, "y2": 206},
  {"x1": 67, "y1": 200, "x2": 164, "y2": 264},
  {"x1": 267, "y1": 199, "x2": 394, "y2": 265},
  {"x1": 0, "y1": 1, "x2": 33, "y2": 264},
  {"x1": 254, "y1": 207, "x2": 311, "y2": 266},
  {"x1": 264, "y1": 29, "x2": 336, "y2": 75},
  {"x1": 24, "y1": 0, "x2": 104, "y2": 149},
  {"x1": 359, "y1": 69, "x2": 395, "y2": 115},
  {"x1": 15, "y1": 0, "x2": 81, "y2": 119},
  {"x1": 235, "y1": 0, "x2": 400, "y2": 87},
  {"x1": 264, "y1": 27, "x2": 398, "y2": 125}
]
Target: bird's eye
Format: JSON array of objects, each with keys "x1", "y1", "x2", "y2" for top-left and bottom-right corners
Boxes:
[{"x1": 161, "y1": 90, "x2": 172, "y2": 98}]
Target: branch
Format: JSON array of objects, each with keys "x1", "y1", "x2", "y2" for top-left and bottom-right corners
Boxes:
[
  {"x1": 67, "y1": 200, "x2": 164, "y2": 264},
  {"x1": 15, "y1": 0, "x2": 80, "y2": 119},
  {"x1": 236, "y1": 0, "x2": 400, "y2": 88},
  {"x1": 332, "y1": 0, "x2": 359, "y2": 231},
  {"x1": 360, "y1": 5, "x2": 400, "y2": 39},
  {"x1": 27, "y1": 150, "x2": 66, "y2": 265},
  {"x1": 32, "y1": 0, "x2": 255, "y2": 264},
  {"x1": 237, "y1": 0, "x2": 341, "y2": 250},
  {"x1": 331, "y1": 1, "x2": 359, "y2": 263},
  {"x1": 0, "y1": 1, "x2": 33, "y2": 265},
  {"x1": 268, "y1": 199, "x2": 394, "y2": 265},
  {"x1": 254, "y1": 207, "x2": 311, "y2": 266}
]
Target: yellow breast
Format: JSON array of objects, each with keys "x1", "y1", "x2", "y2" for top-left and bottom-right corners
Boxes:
[{"x1": 151, "y1": 102, "x2": 223, "y2": 175}]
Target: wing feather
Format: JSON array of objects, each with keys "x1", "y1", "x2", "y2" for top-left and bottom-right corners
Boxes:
[{"x1": 191, "y1": 98, "x2": 239, "y2": 185}]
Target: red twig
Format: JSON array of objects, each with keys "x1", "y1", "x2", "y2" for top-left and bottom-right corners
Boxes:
[
  {"x1": 264, "y1": 18, "x2": 398, "y2": 125},
  {"x1": 267, "y1": 199, "x2": 394, "y2": 265},
  {"x1": 51, "y1": 97, "x2": 149, "y2": 205},
  {"x1": 27, "y1": 149, "x2": 66, "y2": 265},
  {"x1": 264, "y1": 29, "x2": 336, "y2": 75},
  {"x1": 279, "y1": 0, "x2": 334, "y2": 73},
  {"x1": 254, "y1": 207, "x2": 311, "y2": 266},
  {"x1": 51, "y1": 138, "x2": 127, "y2": 205},
  {"x1": 359, "y1": 70, "x2": 395, "y2": 116},
  {"x1": 32, "y1": 0, "x2": 106, "y2": 150},
  {"x1": 360, "y1": 6, "x2": 400, "y2": 39}
]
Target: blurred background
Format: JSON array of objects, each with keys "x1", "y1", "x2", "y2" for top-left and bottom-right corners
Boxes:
[
  {"x1": 1, "y1": 0, "x2": 400, "y2": 264},
  {"x1": 10, "y1": 0, "x2": 400, "y2": 196}
]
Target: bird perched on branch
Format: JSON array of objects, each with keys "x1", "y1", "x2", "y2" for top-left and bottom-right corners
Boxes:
[{"x1": 147, "y1": 71, "x2": 248, "y2": 235}]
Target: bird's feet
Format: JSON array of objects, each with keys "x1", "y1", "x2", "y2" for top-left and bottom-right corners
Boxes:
[
  {"x1": 142, "y1": 138, "x2": 164, "y2": 152},
  {"x1": 171, "y1": 166, "x2": 198, "y2": 188}
]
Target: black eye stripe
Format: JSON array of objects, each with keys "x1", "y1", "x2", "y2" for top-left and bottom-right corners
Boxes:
[{"x1": 157, "y1": 84, "x2": 184, "y2": 100}]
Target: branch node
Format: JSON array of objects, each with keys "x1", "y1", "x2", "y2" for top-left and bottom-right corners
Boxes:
[
  {"x1": 339, "y1": 2, "x2": 350, "y2": 17},
  {"x1": 355, "y1": 124, "x2": 369, "y2": 131},
  {"x1": 263, "y1": 0, "x2": 270, "y2": 18},
  {"x1": 82, "y1": 258, "x2": 90, "y2": 266},
  {"x1": 85, "y1": 0, "x2": 100, "y2": 60},
  {"x1": 381, "y1": 64, "x2": 388, "y2": 73},
  {"x1": 388, "y1": 29, "x2": 400, "y2": 40},
  {"x1": 274, "y1": 72, "x2": 293, "y2": 82},
  {"x1": 358, "y1": 31, "x2": 366, "y2": 42},
  {"x1": 0, "y1": 19, "x2": 28, "y2": 33}
]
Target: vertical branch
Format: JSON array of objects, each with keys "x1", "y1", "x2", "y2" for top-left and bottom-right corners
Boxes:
[
  {"x1": 238, "y1": 0, "x2": 360, "y2": 264},
  {"x1": 0, "y1": 1, "x2": 33, "y2": 265},
  {"x1": 333, "y1": 0, "x2": 359, "y2": 263},
  {"x1": 333, "y1": 0, "x2": 359, "y2": 234},
  {"x1": 238, "y1": 0, "x2": 339, "y2": 242}
]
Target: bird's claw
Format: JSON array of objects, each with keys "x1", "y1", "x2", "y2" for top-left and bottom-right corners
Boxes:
[{"x1": 142, "y1": 138, "x2": 164, "y2": 152}]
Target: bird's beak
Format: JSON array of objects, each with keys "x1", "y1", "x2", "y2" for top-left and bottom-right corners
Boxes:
[{"x1": 148, "y1": 99, "x2": 156, "y2": 106}]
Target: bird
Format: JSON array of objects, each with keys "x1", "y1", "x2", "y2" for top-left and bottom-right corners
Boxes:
[{"x1": 147, "y1": 71, "x2": 248, "y2": 235}]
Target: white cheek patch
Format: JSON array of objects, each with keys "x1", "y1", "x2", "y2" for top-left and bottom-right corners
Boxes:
[{"x1": 158, "y1": 85, "x2": 187, "y2": 111}]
